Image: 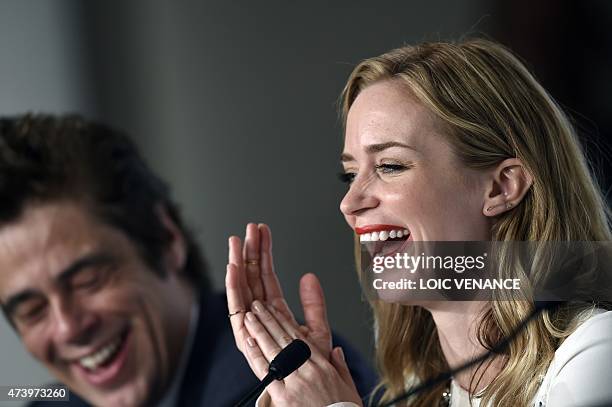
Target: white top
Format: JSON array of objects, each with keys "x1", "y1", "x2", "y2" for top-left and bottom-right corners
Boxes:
[{"x1": 257, "y1": 309, "x2": 612, "y2": 407}]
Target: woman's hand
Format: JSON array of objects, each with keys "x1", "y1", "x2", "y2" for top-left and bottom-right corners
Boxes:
[
  {"x1": 226, "y1": 223, "x2": 362, "y2": 405},
  {"x1": 226, "y1": 223, "x2": 332, "y2": 358},
  {"x1": 243, "y1": 301, "x2": 363, "y2": 406}
]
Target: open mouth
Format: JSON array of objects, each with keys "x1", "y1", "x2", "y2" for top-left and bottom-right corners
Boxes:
[
  {"x1": 358, "y1": 228, "x2": 410, "y2": 243},
  {"x1": 72, "y1": 327, "x2": 131, "y2": 387},
  {"x1": 356, "y1": 225, "x2": 411, "y2": 257}
]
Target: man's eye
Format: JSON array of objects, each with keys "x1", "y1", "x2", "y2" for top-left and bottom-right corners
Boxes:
[
  {"x1": 72, "y1": 269, "x2": 102, "y2": 290},
  {"x1": 376, "y1": 163, "x2": 407, "y2": 174},
  {"x1": 337, "y1": 172, "x2": 356, "y2": 184},
  {"x1": 15, "y1": 302, "x2": 47, "y2": 324}
]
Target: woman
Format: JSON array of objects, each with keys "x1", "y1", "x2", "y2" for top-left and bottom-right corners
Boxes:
[{"x1": 226, "y1": 39, "x2": 612, "y2": 406}]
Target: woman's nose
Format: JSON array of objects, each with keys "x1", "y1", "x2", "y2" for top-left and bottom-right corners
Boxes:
[{"x1": 339, "y1": 176, "x2": 379, "y2": 216}]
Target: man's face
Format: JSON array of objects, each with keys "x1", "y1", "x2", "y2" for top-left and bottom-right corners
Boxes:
[{"x1": 0, "y1": 201, "x2": 191, "y2": 406}]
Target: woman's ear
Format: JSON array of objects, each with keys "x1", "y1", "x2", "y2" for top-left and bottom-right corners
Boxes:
[
  {"x1": 482, "y1": 158, "x2": 533, "y2": 217},
  {"x1": 155, "y1": 203, "x2": 187, "y2": 275}
]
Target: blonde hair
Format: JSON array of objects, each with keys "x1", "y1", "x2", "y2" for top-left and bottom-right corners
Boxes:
[{"x1": 340, "y1": 39, "x2": 612, "y2": 406}]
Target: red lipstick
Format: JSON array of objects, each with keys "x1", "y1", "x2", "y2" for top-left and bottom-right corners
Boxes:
[{"x1": 355, "y1": 224, "x2": 407, "y2": 235}]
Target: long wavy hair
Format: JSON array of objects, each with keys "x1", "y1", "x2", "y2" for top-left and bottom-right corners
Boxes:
[{"x1": 340, "y1": 39, "x2": 612, "y2": 406}]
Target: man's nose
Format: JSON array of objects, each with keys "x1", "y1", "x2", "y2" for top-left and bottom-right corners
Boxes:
[
  {"x1": 339, "y1": 174, "x2": 379, "y2": 216},
  {"x1": 51, "y1": 298, "x2": 97, "y2": 345}
]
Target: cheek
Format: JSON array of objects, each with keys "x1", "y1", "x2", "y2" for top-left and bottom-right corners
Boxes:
[
  {"x1": 117, "y1": 276, "x2": 171, "y2": 352},
  {"x1": 391, "y1": 172, "x2": 482, "y2": 238},
  {"x1": 386, "y1": 175, "x2": 439, "y2": 216},
  {"x1": 81, "y1": 281, "x2": 143, "y2": 317},
  {"x1": 21, "y1": 329, "x2": 51, "y2": 365}
]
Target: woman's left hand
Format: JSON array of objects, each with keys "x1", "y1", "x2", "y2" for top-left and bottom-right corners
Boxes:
[{"x1": 243, "y1": 301, "x2": 363, "y2": 406}]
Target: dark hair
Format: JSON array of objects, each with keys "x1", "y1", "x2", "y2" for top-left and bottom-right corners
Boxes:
[{"x1": 0, "y1": 114, "x2": 210, "y2": 291}]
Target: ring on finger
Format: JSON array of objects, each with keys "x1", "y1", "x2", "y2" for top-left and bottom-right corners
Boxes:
[
  {"x1": 228, "y1": 309, "x2": 246, "y2": 318},
  {"x1": 245, "y1": 259, "x2": 259, "y2": 266}
]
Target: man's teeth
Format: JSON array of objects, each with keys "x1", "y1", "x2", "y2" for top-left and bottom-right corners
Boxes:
[
  {"x1": 359, "y1": 229, "x2": 409, "y2": 242},
  {"x1": 79, "y1": 337, "x2": 122, "y2": 370}
]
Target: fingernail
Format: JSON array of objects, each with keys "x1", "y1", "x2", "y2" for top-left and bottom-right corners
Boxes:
[
  {"x1": 252, "y1": 300, "x2": 263, "y2": 313},
  {"x1": 246, "y1": 312, "x2": 256, "y2": 322},
  {"x1": 337, "y1": 347, "x2": 345, "y2": 361},
  {"x1": 247, "y1": 337, "x2": 257, "y2": 348}
]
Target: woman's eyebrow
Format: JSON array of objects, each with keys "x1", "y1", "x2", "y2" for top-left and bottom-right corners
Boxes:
[
  {"x1": 365, "y1": 141, "x2": 419, "y2": 153},
  {"x1": 341, "y1": 141, "x2": 419, "y2": 162}
]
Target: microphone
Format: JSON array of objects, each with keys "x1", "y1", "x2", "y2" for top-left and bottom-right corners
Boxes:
[{"x1": 234, "y1": 339, "x2": 311, "y2": 407}]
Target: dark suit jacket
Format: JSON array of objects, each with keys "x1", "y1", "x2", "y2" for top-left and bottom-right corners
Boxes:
[{"x1": 31, "y1": 292, "x2": 378, "y2": 406}]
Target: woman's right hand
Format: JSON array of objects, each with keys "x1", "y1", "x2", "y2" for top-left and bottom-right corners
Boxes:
[{"x1": 225, "y1": 223, "x2": 333, "y2": 360}]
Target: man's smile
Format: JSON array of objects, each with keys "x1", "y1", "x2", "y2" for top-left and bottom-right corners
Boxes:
[{"x1": 70, "y1": 326, "x2": 132, "y2": 387}]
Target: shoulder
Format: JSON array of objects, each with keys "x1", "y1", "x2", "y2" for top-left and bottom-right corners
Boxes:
[
  {"x1": 553, "y1": 309, "x2": 612, "y2": 369},
  {"x1": 538, "y1": 309, "x2": 612, "y2": 407},
  {"x1": 558, "y1": 309, "x2": 612, "y2": 350}
]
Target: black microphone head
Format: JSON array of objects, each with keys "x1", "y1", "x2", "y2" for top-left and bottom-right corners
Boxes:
[{"x1": 268, "y1": 339, "x2": 311, "y2": 380}]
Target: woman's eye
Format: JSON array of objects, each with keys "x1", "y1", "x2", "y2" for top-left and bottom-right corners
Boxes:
[
  {"x1": 337, "y1": 172, "x2": 356, "y2": 184},
  {"x1": 376, "y1": 163, "x2": 407, "y2": 174}
]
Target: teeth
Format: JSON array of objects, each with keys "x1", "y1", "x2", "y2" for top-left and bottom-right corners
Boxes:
[
  {"x1": 79, "y1": 337, "x2": 121, "y2": 370},
  {"x1": 359, "y1": 229, "x2": 410, "y2": 242}
]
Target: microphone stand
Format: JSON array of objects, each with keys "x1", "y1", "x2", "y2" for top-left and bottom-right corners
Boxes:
[
  {"x1": 234, "y1": 339, "x2": 311, "y2": 407},
  {"x1": 234, "y1": 372, "x2": 276, "y2": 407}
]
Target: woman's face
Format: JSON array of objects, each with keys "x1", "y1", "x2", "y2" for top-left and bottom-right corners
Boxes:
[{"x1": 340, "y1": 80, "x2": 492, "y2": 244}]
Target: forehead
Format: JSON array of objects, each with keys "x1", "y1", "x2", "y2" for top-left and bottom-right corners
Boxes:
[
  {"x1": 0, "y1": 201, "x2": 118, "y2": 300},
  {"x1": 344, "y1": 80, "x2": 444, "y2": 152}
]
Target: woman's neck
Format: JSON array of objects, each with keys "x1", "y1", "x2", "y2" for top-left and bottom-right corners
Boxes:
[{"x1": 424, "y1": 301, "x2": 504, "y2": 393}]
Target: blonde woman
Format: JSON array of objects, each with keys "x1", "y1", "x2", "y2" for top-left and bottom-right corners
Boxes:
[{"x1": 226, "y1": 39, "x2": 612, "y2": 406}]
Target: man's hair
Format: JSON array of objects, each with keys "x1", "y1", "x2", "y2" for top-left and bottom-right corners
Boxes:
[{"x1": 0, "y1": 114, "x2": 210, "y2": 291}]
